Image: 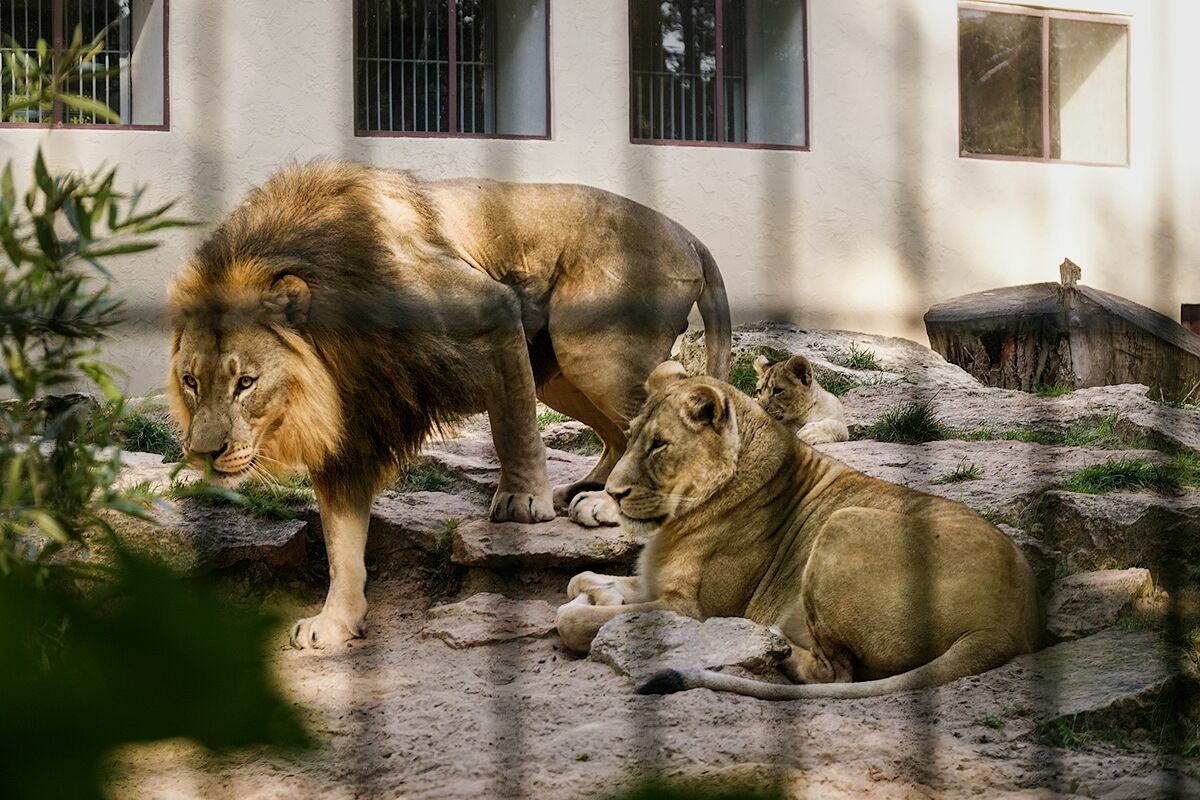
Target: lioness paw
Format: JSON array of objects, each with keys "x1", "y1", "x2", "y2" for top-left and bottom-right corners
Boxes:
[
  {"x1": 289, "y1": 611, "x2": 364, "y2": 650},
  {"x1": 490, "y1": 491, "x2": 556, "y2": 523},
  {"x1": 568, "y1": 490, "x2": 621, "y2": 528}
]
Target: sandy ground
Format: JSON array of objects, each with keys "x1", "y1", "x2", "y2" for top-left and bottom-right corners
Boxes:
[{"x1": 108, "y1": 566, "x2": 1196, "y2": 800}]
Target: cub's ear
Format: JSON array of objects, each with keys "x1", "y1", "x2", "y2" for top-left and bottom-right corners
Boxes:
[
  {"x1": 786, "y1": 355, "x2": 813, "y2": 386},
  {"x1": 646, "y1": 360, "x2": 688, "y2": 394},
  {"x1": 753, "y1": 355, "x2": 770, "y2": 378},
  {"x1": 680, "y1": 384, "x2": 733, "y2": 433},
  {"x1": 264, "y1": 274, "x2": 311, "y2": 329}
]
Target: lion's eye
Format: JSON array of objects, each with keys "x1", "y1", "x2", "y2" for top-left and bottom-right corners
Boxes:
[
  {"x1": 236, "y1": 375, "x2": 256, "y2": 392},
  {"x1": 772, "y1": 387, "x2": 784, "y2": 396},
  {"x1": 182, "y1": 374, "x2": 197, "y2": 391},
  {"x1": 649, "y1": 437, "x2": 668, "y2": 452}
]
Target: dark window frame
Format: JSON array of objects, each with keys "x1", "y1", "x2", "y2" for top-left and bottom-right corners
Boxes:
[
  {"x1": 0, "y1": 0, "x2": 170, "y2": 131},
  {"x1": 352, "y1": 0, "x2": 552, "y2": 141},
  {"x1": 957, "y1": 1, "x2": 1130, "y2": 167},
  {"x1": 627, "y1": 0, "x2": 811, "y2": 152}
]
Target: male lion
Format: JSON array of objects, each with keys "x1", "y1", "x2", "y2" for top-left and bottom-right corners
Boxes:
[
  {"x1": 556, "y1": 362, "x2": 1042, "y2": 699},
  {"x1": 167, "y1": 162, "x2": 730, "y2": 649}
]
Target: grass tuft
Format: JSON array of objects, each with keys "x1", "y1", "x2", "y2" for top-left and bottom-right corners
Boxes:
[
  {"x1": 974, "y1": 714, "x2": 1005, "y2": 730},
  {"x1": 167, "y1": 473, "x2": 314, "y2": 520},
  {"x1": 1033, "y1": 384, "x2": 1073, "y2": 398},
  {"x1": 1059, "y1": 457, "x2": 1183, "y2": 495},
  {"x1": 402, "y1": 458, "x2": 456, "y2": 492},
  {"x1": 116, "y1": 413, "x2": 183, "y2": 460},
  {"x1": 932, "y1": 462, "x2": 982, "y2": 484},
  {"x1": 537, "y1": 409, "x2": 572, "y2": 429},
  {"x1": 862, "y1": 401, "x2": 947, "y2": 445},
  {"x1": 837, "y1": 342, "x2": 880, "y2": 371},
  {"x1": 1152, "y1": 381, "x2": 1200, "y2": 409}
]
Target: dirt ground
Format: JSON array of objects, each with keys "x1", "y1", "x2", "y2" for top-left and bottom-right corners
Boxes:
[{"x1": 108, "y1": 565, "x2": 1196, "y2": 800}]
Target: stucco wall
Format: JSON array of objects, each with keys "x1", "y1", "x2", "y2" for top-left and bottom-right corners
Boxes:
[{"x1": 1, "y1": 0, "x2": 1197, "y2": 392}]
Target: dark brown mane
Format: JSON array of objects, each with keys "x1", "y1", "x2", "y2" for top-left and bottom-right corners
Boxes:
[{"x1": 171, "y1": 160, "x2": 484, "y2": 501}]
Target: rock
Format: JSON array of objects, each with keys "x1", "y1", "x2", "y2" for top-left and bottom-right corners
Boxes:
[
  {"x1": 422, "y1": 437, "x2": 598, "y2": 492},
  {"x1": 937, "y1": 628, "x2": 1182, "y2": 739},
  {"x1": 422, "y1": 592, "x2": 557, "y2": 648},
  {"x1": 589, "y1": 610, "x2": 793, "y2": 681},
  {"x1": 541, "y1": 421, "x2": 603, "y2": 455},
  {"x1": 369, "y1": 490, "x2": 486, "y2": 557},
  {"x1": 678, "y1": 321, "x2": 971, "y2": 390},
  {"x1": 452, "y1": 516, "x2": 648, "y2": 569},
  {"x1": 1028, "y1": 489, "x2": 1200, "y2": 585},
  {"x1": 100, "y1": 498, "x2": 309, "y2": 573},
  {"x1": 113, "y1": 450, "x2": 197, "y2": 492},
  {"x1": 816, "y1": 439, "x2": 1170, "y2": 522},
  {"x1": 1046, "y1": 569, "x2": 1154, "y2": 640},
  {"x1": 997, "y1": 525, "x2": 1056, "y2": 595}
]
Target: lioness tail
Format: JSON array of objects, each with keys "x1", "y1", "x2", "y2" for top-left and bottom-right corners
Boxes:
[{"x1": 693, "y1": 240, "x2": 731, "y2": 380}]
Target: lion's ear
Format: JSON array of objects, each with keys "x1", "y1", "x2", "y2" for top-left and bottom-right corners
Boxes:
[
  {"x1": 786, "y1": 355, "x2": 813, "y2": 386},
  {"x1": 264, "y1": 275, "x2": 311, "y2": 329},
  {"x1": 753, "y1": 355, "x2": 770, "y2": 378},
  {"x1": 646, "y1": 360, "x2": 688, "y2": 394},
  {"x1": 681, "y1": 384, "x2": 732, "y2": 433}
]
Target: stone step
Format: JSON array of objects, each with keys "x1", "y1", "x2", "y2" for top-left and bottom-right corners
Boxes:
[
  {"x1": 421, "y1": 438, "x2": 598, "y2": 493},
  {"x1": 452, "y1": 516, "x2": 648, "y2": 569},
  {"x1": 421, "y1": 592, "x2": 557, "y2": 648},
  {"x1": 1046, "y1": 569, "x2": 1154, "y2": 641}
]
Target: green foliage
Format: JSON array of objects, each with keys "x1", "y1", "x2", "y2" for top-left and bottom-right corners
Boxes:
[
  {"x1": 837, "y1": 342, "x2": 880, "y2": 371},
  {"x1": 402, "y1": 457, "x2": 456, "y2": 492},
  {"x1": 537, "y1": 408, "x2": 572, "y2": 429},
  {"x1": 1059, "y1": 457, "x2": 1185, "y2": 496},
  {"x1": 167, "y1": 474, "x2": 315, "y2": 520},
  {"x1": 974, "y1": 714, "x2": 1005, "y2": 730},
  {"x1": 115, "y1": 412, "x2": 183, "y2": 460},
  {"x1": 933, "y1": 462, "x2": 982, "y2": 484},
  {"x1": 1152, "y1": 381, "x2": 1200, "y2": 410},
  {"x1": 815, "y1": 369, "x2": 861, "y2": 397},
  {"x1": 1, "y1": 23, "x2": 124, "y2": 124},
  {"x1": 956, "y1": 415, "x2": 1155, "y2": 451},
  {"x1": 728, "y1": 345, "x2": 791, "y2": 395},
  {"x1": 1033, "y1": 384, "x2": 1073, "y2": 397},
  {"x1": 0, "y1": 149, "x2": 308, "y2": 799},
  {"x1": 861, "y1": 401, "x2": 948, "y2": 444}
]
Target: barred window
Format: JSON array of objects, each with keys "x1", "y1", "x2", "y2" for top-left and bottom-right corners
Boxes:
[
  {"x1": 630, "y1": 0, "x2": 808, "y2": 149},
  {"x1": 959, "y1": 3, "x2": 1129, "y2": 165},
  {"x1": 355, "y1": 0, "x2": 549, "y2": 138},
  {"x1": 0, "y1": 0, "x2": 167, "y2": 127}
]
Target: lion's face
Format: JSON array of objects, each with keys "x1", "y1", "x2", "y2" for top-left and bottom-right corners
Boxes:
[
  {"x1": 167, "y1": 274, "x2": 342, "y2": 482},
  {"x1": 754, "y1": 355, "x2": 816, "y2": 428},
  {"x1": 605, "y1": 362, "x2": 740, "y2": 524}
]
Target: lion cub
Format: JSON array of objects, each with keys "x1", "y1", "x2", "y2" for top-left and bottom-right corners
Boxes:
[{"x1": 754, "y1": 355, "x2": 849, "y2": 444}]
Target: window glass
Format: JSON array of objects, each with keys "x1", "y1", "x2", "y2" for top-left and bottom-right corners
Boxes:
[
  {"x1": 959, "y1": 8, "x2": 1044, "y2": 158},
  {"x1": 1049, "y1": 18, "x2": 1127, "y2": 164}
]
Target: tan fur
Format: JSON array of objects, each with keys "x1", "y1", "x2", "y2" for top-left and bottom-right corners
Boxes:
[
  {"x1": 557, "y1": 362, "x2": 1042, "y2": 699},
  {"x1": 754, "y1": 355, "x2": 849, "y2": 445},
  {"x1": 168, "y1": 161, "x2": 731, "y2": 649}
]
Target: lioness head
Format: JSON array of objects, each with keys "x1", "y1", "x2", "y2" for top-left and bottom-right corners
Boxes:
[
  {"x1": 605, "y1": 361, "x2": 741, "y2": 523},
  {"x1": 168, "y1": 272, "x2": 343, "y2": 483},
  {"x1": 754, "y1": 354, "x2": 816, "y2": 428}
]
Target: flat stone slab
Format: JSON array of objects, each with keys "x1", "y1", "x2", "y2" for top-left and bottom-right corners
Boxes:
[
  {"x1": 422, "y1": 437, "x2": 597, "y2": 492},
  {"x1": 452, "y1": 516, "x2": 648, "y2": 569},
  {"x1": 1028, "y1": 489, "x2": 1200, "y2": 581},
  {"x1": 589, "y1": 610, "x2": 793, "y2": 682},
  {"x1": 100, "y1": 498, "x2": 308, "y2": 574},
  {"x1": 816, "y1": 439, "x2": 1169, "y2": 521},
  {"x1": 422, "y1": 592, "x2": 557, "y2": 648},
  {"x1": 1047, "y1": 569, "x2": 1153, "y2": 640},
  {"x1": 933, "y1": 627, "x2": 1181, "y2": 740},
  {"x1": 370, "y1": 490, "x2": 486, "y2": 557}
]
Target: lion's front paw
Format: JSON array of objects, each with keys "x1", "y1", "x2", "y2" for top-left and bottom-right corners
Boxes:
[
  {"x1": 568, "y1": 490, "x2": 621, "y2": 527},
  {"x1": 289, "y1": 610, "x2": 365, "y2": 650},
  {"x1": 490, "y1": 490, "x2": 556, "y2": 523}
]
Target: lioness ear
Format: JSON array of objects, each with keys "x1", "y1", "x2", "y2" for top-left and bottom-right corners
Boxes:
[
  {"x1": 646, "y1": 360, "x2": 688, "y2": 394},
  {"x1": 753, "y1": 355, "x2": 770, "y2": 378},
  {"x1": 786, "y1": 355, "x2": 813, "y2": 386},
  {"x1": 681, "y1": 384, "x2": 732, "y2": 432},
  {"x1": 264, "y1": 274, "x2": 311, "y2": 329}
]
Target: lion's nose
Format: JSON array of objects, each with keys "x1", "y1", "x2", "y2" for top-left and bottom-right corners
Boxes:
[{"x1": 607, "y1": 486, "x2": 632, "y2": 504}]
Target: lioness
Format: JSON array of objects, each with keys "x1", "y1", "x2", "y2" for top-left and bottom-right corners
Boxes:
[
  {"x1": 556, "y1": 362, "x2": 1041, "y2": 699},
  {"x1": 754, "y1": 354, "x2": 849, "y2": 444},
  {"x1": 167, "y1": 162, "x2": 730, "y2": 649}
]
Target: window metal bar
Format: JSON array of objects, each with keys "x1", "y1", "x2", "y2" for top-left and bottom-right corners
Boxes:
[
  {"x1": 386, "y1": 0, "x2": 393, "y2": 131},
  {"x1": 714, "y1": 0, "x2": 725, "y2": 142}
]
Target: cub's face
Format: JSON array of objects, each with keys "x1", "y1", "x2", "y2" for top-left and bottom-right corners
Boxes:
[
  {"x1": 167, "y1": 274, "x2": 339, "y2": 483},
  {"x1": 605, "y1": 362, "x2": 740, "y2": 524},
  {"x1": 754, "y1": 355, "x2": 816, "y2": 429}
]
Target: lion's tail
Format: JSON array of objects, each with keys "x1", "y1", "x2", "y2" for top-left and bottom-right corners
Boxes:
[
  {"x1": 637, "y1": 630, "x2": 1012, "y2": 701},
  {"x1": 693, "y1": 240, "x2": 731, "y2": 380}
]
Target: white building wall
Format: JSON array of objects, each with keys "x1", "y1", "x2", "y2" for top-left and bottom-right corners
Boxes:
[{"x1": 1, "y1": 0, "x2": 1197, "y2": 392}]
